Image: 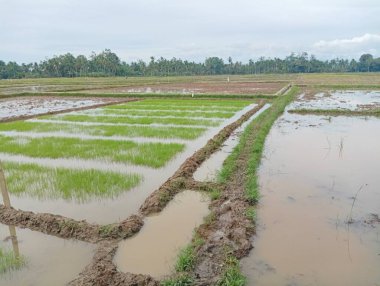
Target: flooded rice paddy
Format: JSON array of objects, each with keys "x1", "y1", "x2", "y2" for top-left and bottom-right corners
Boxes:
[
  {"x1": 0, "y1": 223, "x2": 95, "y2": 286},
  {"x1": 295, "y1": 90, "x2": 380, "y2": 111},
  {"x1": 114, "y1": 190, "x2": 210, "y2": 278},
  {"x1": 242, "y1": 92, "x2": 380, "y2": 285},
  {"x1": 0, "y1": 98, "x2": 257, "y2": 223},
  {"x1": 0, "y1": 97, "x2": 118, "y2": 121}
]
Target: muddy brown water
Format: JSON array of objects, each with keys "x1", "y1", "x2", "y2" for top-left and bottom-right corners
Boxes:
[
  {"x1": 242, "y1": 110, "x2": 380, "y2": 285},
  {"x1": 0, "y1": 103, "x2": 258, "y2": 224},
  {"x1": 113, "y1": 190, "x2": 210, "y2": 278},
  {"x1": 0, "y1": 223, "x2": 95, "y2": 286}
]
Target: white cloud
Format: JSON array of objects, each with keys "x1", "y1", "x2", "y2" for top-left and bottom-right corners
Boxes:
[
  {"x1": 312, "y1": 34, "x2": 380, "y2": 58},
  {"x1": 314, "y1": 33, "x2": 380, "y2": 49}
]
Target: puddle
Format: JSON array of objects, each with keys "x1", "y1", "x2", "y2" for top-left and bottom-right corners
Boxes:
[
  {"x1": 113, "y1": 190, "x2": 210, "y2": 279},
  {"x1": 0, "y1": 103, "x2": 257, "y2": 224},
  {"x1": 194, "y1": 104, "x2": 271, "y2": 182},
  {"x1": 294, "y1": 90, "x2": 380, "y2": 111},
  {"x1": 242, "y1": 109, "x2": 380, "y2": 285},
  {"x1": 0, "y1": 223, "x2": 95, "y2": 286}
]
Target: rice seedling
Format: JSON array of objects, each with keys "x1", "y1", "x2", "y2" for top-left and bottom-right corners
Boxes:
[
  {"x1": 99, "y1": 109, "x2": 235, "y2": 118},
  {"x1": 43, "y1": 114, "x2": 221, "y2": 127},
  {"x1": 3, "y1": 161, "x2": 141, "y2": 201},
  {"x1": 0, "y1": 247, "x2": 25, "y2": 274},
  {"x1": 218, "y1": 256, "x2": 246, "y2": 286},
  {"x1": 115, "y1": 99, "x2": 252, "y2": 108},
  {"x1": 0, "y1": 121, "x2": 207, "y2": 140},
  {"x1": 0, "y1": 136, "x2": 185, "y2": 168},
  {"x1": 106, "y1": 104, "x2": 243, "y2": 112},
  {"x1": 161, "y1": 274, "x2": 193, "y2": 286}
]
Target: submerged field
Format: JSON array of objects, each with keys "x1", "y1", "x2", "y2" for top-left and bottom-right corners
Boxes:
[
  {"x1": 0, "y1": 98, "x2": 254, "y2": 208},
  {"x1": 0, "y1": 75, "x2": 379, "y2": 286}
]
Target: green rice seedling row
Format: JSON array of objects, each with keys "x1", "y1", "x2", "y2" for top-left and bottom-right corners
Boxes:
[
  {"x1": 44, "y1": 114, "x2": 221, "y2": 127},
  {"x1": 0, "y1": 247, "x2": 25, "y2": 274},
  {"x1": 0, "y1": 121, "x2": 207, "y2": 140},
  {"x1": 98, "y1": 109, "x2": 236, "y2": 118},
  {"x1": 3, "y1": 162, "x2": 141, "y2": 201},
  {"x1": 0, "y1": 135, "x2": 185, "y2": 168}
]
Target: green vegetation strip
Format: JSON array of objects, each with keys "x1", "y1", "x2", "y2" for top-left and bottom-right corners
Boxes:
[
  {"x1": 0, "y1": 121, "x2": 206, "y2": 140},
  {"x1": 3, "y1": 162, "x2": 141, "y2": 201},
  {"x1": 0, "y1": 247, "x2": 25, "y2": 274},
  {"x1": 105, "y1": 104, "x2": 243, "y2": 111},
  {"x1": 44, "y1": 114, "x2": 220, "y2": 127},
  {"x1": 288, "y1": 108, "x2": 380, "y2": 117},
  {"x1": 0, "y1": 136, "x2": 184, "y2": 168},
  {"x1": 114, "y1": 99, "x2": 252, "y2": 108},
  {"x1": 99, "y1": 109, "x2": 235, "y2": 118},
  {"x1": 218, "y1": 87, "x2": 296, "y2": 203}
]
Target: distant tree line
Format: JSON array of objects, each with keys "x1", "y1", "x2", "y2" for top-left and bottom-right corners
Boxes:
[{"x1": 1, "y1": 49, "x2": 380, "y2": 79}]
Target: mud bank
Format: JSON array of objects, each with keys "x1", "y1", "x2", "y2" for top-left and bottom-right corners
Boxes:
[
  {"x1": 0, "y1": 205, "x2": 143, "y2": 243},
  {"x1": 140, "y1": 101, "x2": 266, "y2": 215}
]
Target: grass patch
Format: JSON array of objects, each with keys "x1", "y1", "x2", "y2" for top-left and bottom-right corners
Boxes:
[
  {"x1": 288, "y1": 108, "x2": 380, "y2": 117},
  {"x1": 161, "y1": 274, "x2": 193, "y2": 286},
  {"x1": 245, "y1": 207, "x2": 256, "y2": 221},
  {"x1": 3, "y1": 162, "x2": 141, "y2": 201},
  {"x1": 112, "y1": 99, "x2": 252, "y2": 108},
  {"x1": 218, "y1": 88, "x2": 297, "y2": 203},
  {"x1": 0, "y1": 136, "x2": 184, "y2": 168},
  {"x1": 209, "y1": 188, "x2": 221, "y2": 200},
  {"x1": 106, "y1": 104, "x2": 243, "y2": 112},
  {"x1": 44, "y1": 114, "x2": 220, "y2": 127},
  {"x1": 218, "y1": 256, "x2": 246, "y2": 286},
  {"x1": 0, "y1": 247, "x2": 25, "y2": 274},
  {"x1": 175, "y1": 236, "x2": 204, "y2": 272},
  {"x1": 0, "y1": 121, "x2": 207, "y2": 140}
]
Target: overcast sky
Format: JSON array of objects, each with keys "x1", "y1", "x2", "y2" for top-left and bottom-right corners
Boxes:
[{"x1": 1, "y1": 0, "x2": 379, "y2": 63}]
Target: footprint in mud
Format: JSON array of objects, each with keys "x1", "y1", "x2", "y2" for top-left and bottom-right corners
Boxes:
[{"x1": 287, "y1": 196, "x2": 296, "y2": 202}]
